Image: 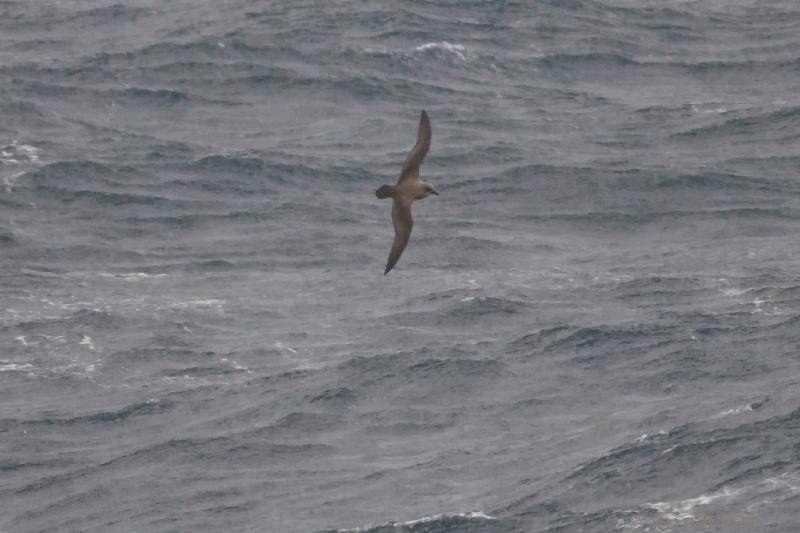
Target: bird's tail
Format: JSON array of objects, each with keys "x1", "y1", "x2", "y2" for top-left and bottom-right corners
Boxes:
[{"x1": 375, "y1": 184, "x2": 396, "y2": 199}]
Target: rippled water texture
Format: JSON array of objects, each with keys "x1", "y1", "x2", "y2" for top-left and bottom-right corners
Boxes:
[{"x1": 2, "y1": 1, "x2": 800, "y2": 532}]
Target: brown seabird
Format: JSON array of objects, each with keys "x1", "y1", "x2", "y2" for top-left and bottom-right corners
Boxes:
[{"x1": 375, "y1": 110, "x2": 439, "y2": 274}]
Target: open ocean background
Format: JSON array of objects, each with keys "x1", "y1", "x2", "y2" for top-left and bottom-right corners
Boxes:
[{"x1": 2, "y1": 1, "x2": 800, "y2": 531}]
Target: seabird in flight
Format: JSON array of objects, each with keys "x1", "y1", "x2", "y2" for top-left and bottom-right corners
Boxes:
[{"x1": 375, "y1": 110, "x2": 438, "y2": 274}]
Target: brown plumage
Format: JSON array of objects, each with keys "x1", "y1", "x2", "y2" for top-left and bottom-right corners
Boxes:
[{"x1": 375, "y1": 110, "x2": 438, "y2": 274}]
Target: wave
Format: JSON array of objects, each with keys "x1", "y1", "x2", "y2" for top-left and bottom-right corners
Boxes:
[
  {"x1": 10, "y1": 399, "x2": 175, "y2": 429},
  {"x1": 546, "y1": 324, "x2": 677, "y2": 354},
  {"x1": 388, "y1": 296, "x2": 530, "y2": 327},
  {"x1": 136, "y1": 61, "x2": 296, "y2": 88},
  {"x1": 5, "y1": 79, "x2": 83, "y2": 98},
  {"x1": 14, "y1": 160, "x2": 196, "y2": 207},
  {"x1": 440, "y1": 235, "x2": 507, "y2": 251},
  {"x1": 161, "y1": 365, "x2": 245, "y2": 378},
  {"x1": 7, "y1": 308, "x2": 125, "y2": 335},
  {"x1": 45, "y1": 188, "x2": 178, "y2": 207},
  {"x1": 268, "y1": 412, "x2": 344, "y2": 433},
  {"x1": 309, "y1": 387, "x2": 358, "y2": 404},
  {"x1": 448, "y1": 295, "x2": 528, "y2": 318},
  {"x1": 14, "y1": 435, "x2": 335, "y2": 495},
  {"x1": 672, "y1": 106, "x2": 800, "y2": 141},
  {"x1": 107, "y1": 87, "x2": 188, "y2": 104},
  {"x1": 404, "y1": 357, "x2": 502, "y2": 378},
  {"x1": 652, "y1": 172, "x2": 800, "y2": 194},
  {"x1": 503, "y1": 406, "x2": 800, "y2": 523},
  {"x1": 538, "y1": 52, "x2": 637, "y2": 69},
  {"x1": 186, "y1": 154, "x2": 301, "y2": 178},
  {"x1": 70, "y1": 4, "x2": 153, "y2": 24},
  {"x1": 106, "y1": 346, "x2": 202, "y2": 364},
  {"x1": 23, "y1": 160, "x2": 125, "y2": 186},
  {"x1": 344, "y1": 40, "x2": 508, "y2": 79},
  {"x1": 611, "y1": 276, "x2": 710, "y2": 305},
  {"x1": 513, "y1": 207, "x2": 800, "y2": 231},
  {"x1": 533, "y1": 52, "x2": 800, "y2": 76},
  {"x1": 0, "y1": 61, "x2": 111, "y2": 82},
  {"x1": 0, "y1": 228, "x2": 15, "y2": 245},
  {"x1": 514, "y1": 210, "x2": 658, "y2": 229},
  {"x1": 83, "y1": 39, "x2": 269, "y2": 67},
  {"x1": 0, "y1": 99, "x2": 48, "y2": 123},
  {"x1": 6, "y1": 3, "x2": 153, "y2": 30},
  {"x1": 325, "y1": 511, "x2": 501, "y2": 533},
  {"x1": 338, "y1": 351, "x2": 502, "y2": 387},
  {"x1": 118, "y1": 211, "x2": 267, "y2": 230},
  {"x1": 176, "y1": 154, "x2": 371, "y2": 194},
  {"x1": 503, "y1": 163, "x2": 800, "y2": 196}
]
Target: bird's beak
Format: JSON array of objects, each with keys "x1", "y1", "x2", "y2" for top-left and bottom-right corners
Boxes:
[{"x1": 431, "y1": 189, "x2": 439, "y2": 196}]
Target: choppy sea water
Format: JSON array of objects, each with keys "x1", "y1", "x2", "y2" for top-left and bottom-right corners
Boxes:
[{"x1": 2, "y1": 1, "x2": 800, "y2": 532}]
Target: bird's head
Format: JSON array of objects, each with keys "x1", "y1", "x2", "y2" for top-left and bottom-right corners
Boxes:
[{"x1": 422, "y1": 182, "x2": 439, "y2": 198}]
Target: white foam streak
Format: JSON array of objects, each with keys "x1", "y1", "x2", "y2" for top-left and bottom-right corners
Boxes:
[
  {"x1": 96, "y1": 272, "x2": 168, "y2": 281},
  {"x1": 647, "y1": 487, "x2": 743, "y2": 521},
  {"x1": 337, "y1": 511, "x2": 495, "y2": 532},
  {"x1": 646, "y1": 471, "x2": 800, "y2": 523}
]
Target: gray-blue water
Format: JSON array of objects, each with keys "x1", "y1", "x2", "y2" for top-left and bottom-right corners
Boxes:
[{"x1": 2, "y1": 1, "x2": 800, "y2": 532}]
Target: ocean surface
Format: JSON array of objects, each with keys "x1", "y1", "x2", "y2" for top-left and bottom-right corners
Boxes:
[{"x1": 2, "y1": 1, "x2": 800, "y2": 531}]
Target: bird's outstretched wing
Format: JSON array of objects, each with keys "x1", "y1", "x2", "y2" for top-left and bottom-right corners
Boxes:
[
  {"x1": 385, "y1": 200, "x2": 413, "y2": 274},
  {"x1": 398, "y1": 110, "x2": 431, "y2": 183}
]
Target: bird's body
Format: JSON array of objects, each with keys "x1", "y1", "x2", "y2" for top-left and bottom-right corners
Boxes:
[
  {"x1": 396, "y1": 177, "x2": 431, "y2": 203},
  {"x1": 375, "y1": 110, "x2": 438, "y2": 274}
]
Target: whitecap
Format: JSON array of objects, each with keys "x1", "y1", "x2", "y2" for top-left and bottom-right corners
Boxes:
[
  {"x1": 414, "y1": 41, "x2": 470, "y2": 61},
  {"x1": 1, "y1": 140, "x2": 42, "y2": 192},
  {"x1": 0, "y1": 141, "x2": 40, "y2": 164},
  {"x1": 634, "y1": 430, "x2": 666, "y2": 444},
  {"x1": 712, "y1": 404, "x2": 753, "y2": 418},
  {"x1": 79, "y1": 334, "x2": 96, "y2": 351},
  {"x1": 0, "y1": 362, "x2": 34, "y2": 372},
  {"x1": 759, "y1": 472, "x2": 800, "y2": 495},
  {"x1": 723, "y1": 287, "x2": 747, "y2": 296},
  {"x1": 689, "y1": 102, "x2": 729, "y2": 115},
  {"x1": 221, "y1": 357, "x2": 251, "y2": 373},
  {"x1": 399, "y1": 511, "x2": 496, "y2": 526},
  {"x1": 16, "y1": 142, "x2": 39, "y2": 161},
  {"x1": 15, "y1": 335, "x2": 31, "y2": 346},
  {"x1": 169, "y1": 299, "x2": 226, "y2": 310},
  {"x1": 275, "y1": 341, "x2": 297, "y2": 354},
  {"x1": 2, "y1": 170, "x2": 26, "y2": 193}
]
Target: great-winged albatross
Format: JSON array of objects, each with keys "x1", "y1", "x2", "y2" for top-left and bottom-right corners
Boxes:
[{"x1": 375, "y1": 110, "x2": 438, "y2": 274}]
